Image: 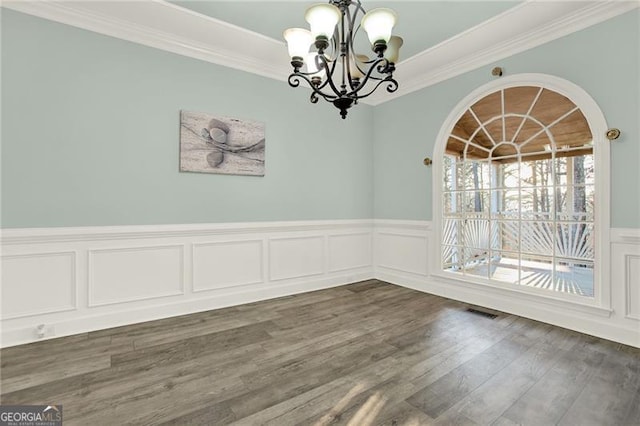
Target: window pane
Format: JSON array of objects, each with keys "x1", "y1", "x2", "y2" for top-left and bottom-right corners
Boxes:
[
  {"x1": 520, "y1": 160, "x2": 553, "y2": 188},
  {"x1": 462, "y1": 162, "x2": 491, "y2": 190},
  {"x1": 521, "y1": 187, "x2": 554, "y2": 219},
  {"x1": 463, "y1": 218, "x2": 491, "y2": 249},
  {"x1": 491, "y1": 220, "x2": 519, "y2": 251},
  {"x1": 488, "y1": 251, "x2": 519, "y2": 284},
  {"x1": 442, "y1": 219, "x2": 462, "y2": 246},
  {"x1": 442, "y1": 245, "x2": 462, "y2": 271},
  {"x1": 443, "y1": 192, "x2": 463, "y2": 217},
  {"x1": 443, "y1": 155, "x2": 456, "y2": 191},
  {"x1": 554, "y1": 258, "x2": 594, "y2": 297},
  {"x1": 462, "y1": 247, "x2": 490, "y2": 278},
  {"x1": 477, "y1": 161, "x2": 492, "y2": 189},
  {"x1": 521, "y1": 221, "x2": 554, "y2": 255},
  {"x1": 555, "y1": 185, "x2": 594, "y2": 222},
  {"x1": 555, "y1": 154, "x2": 594, "y2": 186},
  {"x1": 455, "y1": 161, "x2": 466, "y2": 189},
  {"x1": 495, "y1": 162, "x2": 520, "y2": 188},
  {"x1": 555, "y1": 223, "x2": 594, "y2": 260},
  {"x1": 519, "y1": 255, "x2": 554, "y2": 290},
  {"x1": 463, "y1": 191, "x2": 490, "y2": 216},
  {"x1": 491, "y1": 189, "x2": 519, "y2": 218}
]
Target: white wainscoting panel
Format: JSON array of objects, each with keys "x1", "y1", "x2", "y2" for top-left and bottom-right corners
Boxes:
[
  {"x1": 1, "y1": 252, "x2": 76, "y2": 320},
  {"x1": 1, "y1": 220, "x2": 373, "y2": 347},
  {"x1": 88, "y1": 245, "x2": 185, "y2": 307},
  {"x1": 269, "y1": 236, "x2": 325, "y2": 281},
  {"x1": 193, "y1": 239, "x2": 263, "y2": 292},
  {"x1": 376, "y1": 232, "x2": 429, "y2": 276},
  {"x1": 626, "y1": 255, "x2": 640, "y2": 320},
  {"x1": 3, "y1": 221, "x2": 637, "y2": 348},
  {"x1": 374, "y1": 222, "x2": 640, "y2": 348},
  {"x1": 328, "y1": 233, "x2": 372, "y2": 273}
]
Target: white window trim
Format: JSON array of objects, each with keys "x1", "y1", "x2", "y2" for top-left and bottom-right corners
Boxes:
[{"x1": 431, "y1": 73, "x2": 611, "y2": 311}]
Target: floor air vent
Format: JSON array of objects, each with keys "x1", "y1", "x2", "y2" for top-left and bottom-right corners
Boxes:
[{"x1": 466, "y1": 308, "x2": 498, "y2": 319}]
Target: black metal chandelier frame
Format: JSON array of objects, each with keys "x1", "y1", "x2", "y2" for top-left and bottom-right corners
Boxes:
[{"x1": 287, "y1": 0, "x2": 398, "y2": 119}]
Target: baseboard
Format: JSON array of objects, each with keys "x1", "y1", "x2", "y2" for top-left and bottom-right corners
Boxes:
[
  {"x1": 1, "y1": 271, "x2": 373, "y2": 347},
  {"x1": 1, "y1": 220, "x2": 374, "y2": 347},
  {"x1": 376, "y1": 270, "x2": 640, "y2": 348}
]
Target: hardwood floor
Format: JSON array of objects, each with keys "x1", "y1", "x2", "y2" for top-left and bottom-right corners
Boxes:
[{"x1": 1, "y1": 280, "x2": 639, "y2": 425}]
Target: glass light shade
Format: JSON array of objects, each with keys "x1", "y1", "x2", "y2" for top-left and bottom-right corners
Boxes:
[
  {"x1": 384, "y1": 36, "x2": 403, "y2": 63},
  {"x1": 306, "y1": 53, "x2": 327, "y2": 79},
  {"x1": 283, "y1": 28, "x2": 313, "y2": 59},
  {"x1": 349, "y1": 54, "x2": 369, "y2": 80},
  {"x1": 305, "y1": 4, "x2": 341, "y2": 40},
  {"x1": 361, "y1": 8, "x2": 397, "y2": 45}
]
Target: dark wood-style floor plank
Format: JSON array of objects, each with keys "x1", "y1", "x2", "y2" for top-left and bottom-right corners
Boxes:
[{"x1": 1, "y1": 280, "x2": 638, "y2": 426}]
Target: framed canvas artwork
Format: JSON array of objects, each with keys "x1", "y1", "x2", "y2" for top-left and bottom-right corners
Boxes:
[{"x1": 180, "y1": 111, "x2": 265, "y2": 176}]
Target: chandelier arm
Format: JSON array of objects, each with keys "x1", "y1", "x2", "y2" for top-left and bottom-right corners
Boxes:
[
  {"x1": 299, "y1": 53, "x2": 339, "y2": 96},
  {"x1": 344, "y1": 3, "x2": 358, "y2": 92},
  {"x1": 328, "y1": 23, "x2": 339, "y2": 62},
  {"x1": 349, "y1": 77, "x2": 398, "y2": 100},
  {"x1": 350, "y1": 0, "x2": 365, "y2": 32},
  {"x1": 345, "y1": 56, "x2": 391, "y2": 97},
  {"x1": 345, "y1": 1, "x2": 370, "y2": 92},
  {"x1": 287, "y1": 74, "x2": 303, "y2": 88},
  {"x1": 316, "y1": 53, "x2": 346, "y2": 98},
  {"x1": 349, "y1": 2, "x2": 364, "y2": 51},
  {"x1": 288, "y1": 72, "x2": 339, "y2": 101},
  {"x1": 339, "y1": 7, "x2": 348, "y2": 94},
  {"x1": 316, "y1": 50, "x2": 341, "y2": 94}
]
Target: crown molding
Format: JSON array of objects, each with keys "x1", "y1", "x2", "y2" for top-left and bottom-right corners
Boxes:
[
  {"x1": 365, "y1": 0, "x2": 639, "y2": 105},
  {"x1": 2, "y1": 0, "x2": 292, "y2": 82},
  {"x1": 3, "y1": 0, "x2": 638, "y2": 106}
]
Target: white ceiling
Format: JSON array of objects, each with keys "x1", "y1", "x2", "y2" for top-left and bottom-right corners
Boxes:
[
  {"x1": 4, "y1": 1, "x2": 638, "y2": 105},
  {"x1": 169, "y1": 1, "x2": 521, "y2": 60}
]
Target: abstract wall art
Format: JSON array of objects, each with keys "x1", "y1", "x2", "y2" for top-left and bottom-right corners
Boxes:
[{"x1": 180, "y1": 111, "x2": 265, "y2": 176}]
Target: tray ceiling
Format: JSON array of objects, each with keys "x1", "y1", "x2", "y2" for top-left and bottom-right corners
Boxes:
[
  {"x1": 3, "y1": 1, "x2": 637, "y2": 105},
  {"x1": 170, "y1": 1, "x2": 521, "y2": 61}
]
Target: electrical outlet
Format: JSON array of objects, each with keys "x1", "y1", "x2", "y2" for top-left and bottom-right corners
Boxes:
[{"x1": 36, "y1": 324, "x2": 46, "y2": 339}]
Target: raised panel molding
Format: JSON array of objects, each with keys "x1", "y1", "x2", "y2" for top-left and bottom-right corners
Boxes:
[
  {"x1": 374, "y1": 221, "x2": 640, "y2": 348},
  {"x1": 328, "y1": 233, "x2": 372, "y2": 273},
  {"x1": 2, "y1": 221, "x2": 638, "y2": 347},
  {"x1": 376, "y1": 232, "x2": 429, "y2": 276},
  {"x1": 1, "y1": 251, "x2": 77, "y2": 320},
  {"x1": 192, "y1": 239, "x2": 263, "y2": 292},
  {"x1": 268, "y1": 236, "x2": 325, "y2": 282},
  {"x1": 88, "y1": 245, "x2": 185, "y2": 307},
  {"x1": 625, "y1": 255, "x2": 640, "y2": 321},
  {"x1": 1, "y1": 220, "x2": 373, "y2": 347}
]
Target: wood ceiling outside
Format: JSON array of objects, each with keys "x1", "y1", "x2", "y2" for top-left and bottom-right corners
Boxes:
[{"x1": 447, "y1": 86, "x2": 593, "y2": 162}]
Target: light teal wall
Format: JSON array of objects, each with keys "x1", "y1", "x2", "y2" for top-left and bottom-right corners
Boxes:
[
  {"x1": 1, "y1": 10, "x2": 373, "y2": 228},
  {"x1": 3, "y1": 9, "x2": 639, "y2": 229},
  {"x1": 373, "y1": 9, "x2": 640, "y2": 228}
]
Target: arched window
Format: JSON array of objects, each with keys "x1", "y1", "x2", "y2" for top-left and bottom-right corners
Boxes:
[{"x1": 434, "y1": 74, "x2": 610, "y2": 308}]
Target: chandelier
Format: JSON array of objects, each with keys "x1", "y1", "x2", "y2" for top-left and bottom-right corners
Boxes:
[{"x1": 283, "y1": 1, "x2": 402, "y2": 119}]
